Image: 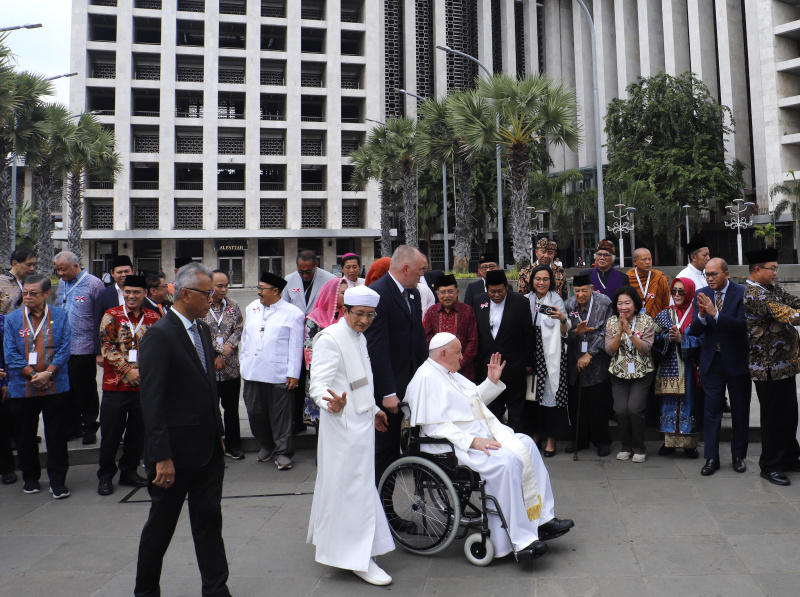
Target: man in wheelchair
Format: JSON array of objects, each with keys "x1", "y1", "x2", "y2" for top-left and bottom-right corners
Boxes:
[{"x1": 405, "y1": 332, "x2": 574, "y2": 560}]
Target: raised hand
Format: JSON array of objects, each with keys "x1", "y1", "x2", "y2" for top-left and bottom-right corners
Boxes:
[
  {"x1": 487, "y1": 352, "x2": 507, "y2": 384},
  {"x1": 323, "y1": 388, "x2": 347, "y2": 413},
  {"x1": 575, "y1": 320, "x2": 595, "y2": 335}
]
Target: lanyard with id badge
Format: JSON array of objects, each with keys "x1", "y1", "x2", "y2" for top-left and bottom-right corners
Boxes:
[
  {"x1": 23, "y1": 305, "x2": 49, "y2": 365},
  {"x1": 209, "y1": 299, "x2": 227, "y2": 348},
  {"x1": 625, "y1": 315, "x2": 638, "y2": 375},
  {"x1": 123, "y1": 305, "x2": 145, "y2": 363},
  {"x1": 579, "y1": 294, "x2": 594, "y2": 354}
]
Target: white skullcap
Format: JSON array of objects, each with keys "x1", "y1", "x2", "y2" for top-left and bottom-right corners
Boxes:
[
  {"x1": 344, "y1": 285, "x2": 380, "y2": 308},
  {"x1": 429, "y1": 332, "x2": 457, "y2": 350}
]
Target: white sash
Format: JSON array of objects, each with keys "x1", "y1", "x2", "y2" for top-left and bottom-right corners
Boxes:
[{"x1": 315, "y1": 320, "x2": 374, "y2": 415}]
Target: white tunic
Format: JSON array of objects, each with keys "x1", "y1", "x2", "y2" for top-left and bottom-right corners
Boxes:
[
  {"x1": 676, "y1": 263, "x2": 707, "y2": 292},
  {"x1": 240, "y1": 298, "x2": 304, "y2": 383},
  {"x1": 306, "y1": 319, "x2": 394, "y2": 572},
  {"x1": 405, "y1": 360, "x2": 556, "y2": 557}
]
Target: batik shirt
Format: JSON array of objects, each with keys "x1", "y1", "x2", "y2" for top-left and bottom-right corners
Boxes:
[
  {"x1": 564, "y1": 293, "x2": 612, "y2": 386},
  {"x1": 422, "y1": 301, "x2": 479, "y2": 381},
  {"x1": 0, "y1": 272, "x2": 24, "y2": 315},
  {"x1": 743, "y1": 281, "x2": 800, "y2": 381},
  {"x1": 604, "y1": 315, "x2": 655, "y2": 379},
  {"x1": 99, "y1": 305, "x2": 160, "y2": 391},
  {"x1": 517, "y1": 262, "x2": 568, "y2": 300},
  {"x1": 202, "y1": 298, "x2": 243, "y2": 382}
]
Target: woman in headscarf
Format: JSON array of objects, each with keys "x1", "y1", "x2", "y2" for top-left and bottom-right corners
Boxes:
[
  {"x1": 303, "y1": 277, "x2": 349, "y2": 425},
  {"x1": 365, "y1": 257, "x2": 391, "y2": 286},
  {"x1": 652, "y1": 277, "x2": 704, "y2": 458}
]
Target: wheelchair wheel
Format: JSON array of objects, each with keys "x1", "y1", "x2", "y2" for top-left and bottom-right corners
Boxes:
[
  {"x1": 379, "y1": 456, "x2": 461, "y2": 555},
  {"x1": 464, "y1": 533, "x2": 495, "y2": 566}
]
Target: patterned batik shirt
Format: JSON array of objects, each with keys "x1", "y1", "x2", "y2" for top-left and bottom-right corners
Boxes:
[
  {"x1": 422, "y1": 301, "x2": 479, "y2": 381},
  {"x1": 99, "y1": 305, "x2": 160, "y2": 391},
  {"x1": 517, "y1": 262, "x2": 568, "y2": 300},
  {"x1": 202, "y1": 297, "x2": 243, "y2": 382},
  {"x1": 0, "y1": 271, "x2": 24, "y2": 315},
  {"x1": 743, "y1": 280, "x2": 800, "y2": 382},
  {"x1": 564, "y1": 293, "x2": 612, "y2": 386},
  {"x1": 604, "y1": 315, "x2": 655, "y2": 379}
]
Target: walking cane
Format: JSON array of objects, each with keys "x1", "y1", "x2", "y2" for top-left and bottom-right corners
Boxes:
[{"x1": 573, "y1": 370, "x2": 584, "y2": 462}]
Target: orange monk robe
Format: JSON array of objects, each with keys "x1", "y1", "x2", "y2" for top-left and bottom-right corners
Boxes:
[{"x1": 627, "y1": 268, "x2": 670, "y2": 318}]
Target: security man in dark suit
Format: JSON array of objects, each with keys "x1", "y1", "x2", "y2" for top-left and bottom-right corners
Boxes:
[
  {"x1": 473, "y1": 269, "x2": 535, "y2": 432},
  {"x1": 135, "y1": 262, "x2": 230, "y2": 597},
  {"x1": 464, "y1": 254, "x2": 498, "y2": 309},
  {"x1": 688, "y1": 258, "x2": 751, "y2": 477},
  {"x1": 364, "y1": 245, "x2": 429, "y2": 482}
]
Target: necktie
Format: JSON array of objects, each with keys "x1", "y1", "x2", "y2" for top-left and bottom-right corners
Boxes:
[
  {"x1": 715, "y1": 292, "x2": 723, "y2": 352},
  {"x1": 403, "y1": 288, "x2": 412, "y2": 312},
  {"x1": 189, "y1": 323, "x2": 207, "y2": 372}
]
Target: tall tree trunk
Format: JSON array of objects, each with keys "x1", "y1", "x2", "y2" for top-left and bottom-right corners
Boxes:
[
  {"x1": 0, "y1": 168, "x2": 12, "y2": 267},
  {"x1": 794, "y1": 218, "x2": 800, "y2": 264},
  {"x1": 68, "y1": 171, "x2": 84, "y2": 264},
  {"x1": 402, "y1": 172, "x2": 418, "y2": 248},
  {"x1": 507, "y1": 156, "x2": 531, "y2": 269},
  {"x1": 34, "y1": 164, "x2": 57, "y2": 271},
  {"x1": 379, "y1": 180, "x2": 392, "y2": 258},
  {"x1": 453, "y1": 158, "x2": 473, "y2": 272}
]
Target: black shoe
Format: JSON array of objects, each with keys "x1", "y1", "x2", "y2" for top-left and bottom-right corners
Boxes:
[
  {"x1": 733, "y1": 458, "x2": 747, "y2": 473},
  {"x1": 98, "y1": 478, "x2": 114, "y2": 496},
  {"x1": 82, "y1": 431, "x2": 97, "y2": 445},
  {"x1": 1, "y1": 472, "x2": 17, "y2": 485},
  {"x1": 50, "y1": 485, "x2": 71, "y2": 499},
  {"x1": 701, "y1": 459, "x2": 720, "y2": 476},
  {"x1": 119, "y1": 471, "x2": 149, "y2": 487},
  {"x1": 225, "y1": 447, "x2": 245, "y2": 460},
  {"x1": 22, "y1": 480, "x2": 41, "y2": 494},
  {"x1": 684, "y1": 448, "x2": 699, "y2": 459},
  {"x1": 519, "y1": 539, "x2": 549, "y2": 560},
  {"x1": 760, "y1": 471, "x2": 791, "y2": 486},
  {"x1": 543, "y1": 444, "x2": 557, "y2": 457},
  {"x1": 658, "y1": 444, "x2": 676, "y2": 456},
  {"x1": 782, "y1": 460, "x2": 800, "y2": 473},
  {"x1": 538, "y1": 518, "x2": 575, "y2": 541},
  {"x1": 597, "y1": 444, "x2": 611, "y2": 457}
]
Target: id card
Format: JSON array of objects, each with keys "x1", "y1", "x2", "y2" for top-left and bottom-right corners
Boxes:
[
  {"x1": 216, "y1": 335, "x2": 224, "y2": 346},
  {"x1": 28, "y1": 352, "x2": 38, "y2": 365},
  {"x1": 581, "y1": 341, "x2": 588, "y2": 353},
  {"x1": 627, "y1": 362, "x2": 636, "y2": 374},
  {"x1": 640, "y1": 308, "x2": 647, "y2": 314},
  {"x1": 128, "y1": 349, "x2": 138, "y2": 363}
]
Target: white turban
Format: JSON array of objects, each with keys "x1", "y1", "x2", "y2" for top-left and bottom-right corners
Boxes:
[
  {"x1": 344, "y1": 285, "x2": 380, "y2": 308},
  {"x1": 429, "y1": 332, "x2": 457, "y2": 350}
]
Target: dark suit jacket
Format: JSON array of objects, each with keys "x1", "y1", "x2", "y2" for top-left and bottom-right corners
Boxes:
[
  {"x1": 93, "y1": 284, "x2": 123, "y2": 355},
  {"x1": 474, "y1": 290, "x2": 535, "y2": 385},
  {"x1": 142, "y1": 297, "x2": 172, "y2": 318},
  {"x1": 364, "y1": 273, "x2": 428, "y2": 403},
  {"x1": 139, "y1": 310, "x2": 225, "y2": 469},
  {"x1": 688, "y1": 281, "x2": 749, "y2": 377},
  {"x1": 464, "y1": 279, "x2": 486, "y2": 309}
]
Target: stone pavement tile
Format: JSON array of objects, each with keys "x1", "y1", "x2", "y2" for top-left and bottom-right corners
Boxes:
[
  {"x1": 551, "y1": 480, "x2": 617, "y2": 508},
  {"x1": 173, "y1": 504, "x2": 280, "y2": 538},
  {"x1": 233, "y1": 575, "x2": 321, "y2": 597},
  {"x1": 525, "y1": 536, "x2": 639, "y2": 579},
  {"x1": 0, "y1": 482, "x2": 57, "y2": 505},
  {"x1": 79, "y1": 503, "x2": 151, "y2": 538},
  {"x1": 421, "y1": 577, "x2": 532, "y2": 597},
  {"x1": 0, "y1": 571, "x2": 114, "y2": 597},
  {"x1": 321, "y1": 544, "x2": 432, "y2": 580},
  {"x1": 775, "y1": 478, "x2": 800, "y2": 502},
  {"x1": 632, "y1": 535, "x2": 746, "y2": 577},
  {"x1": 689, "y1": 476, "x2": 785, "y2": 505},
  {"x1": 610, "y1": 478, "x2": 697, "y2": 504},
  {"x1": 602, "y1": 457, "x2": 685, "y2": 480},
  {"x1": 421, "y1": 538, "x2": 545, "y2": 579},
  {"x1": 644, "y1": 574, "x2": 765, "y2": 597},
  {"x1": 316, "y1": 569, "x2": 424, "y2": 596},
  {"x1": 534, "y1": 576, "x2": 646, "y2": 597},
  {"x1": 26, "y1": 535, "x2": 139, "y2": 574},
  {"x1": 545, "y1": 459, "x2": 608, "y2": 482},
  {"x1": 674, "y1": 456, "x2": 760, "y2": 479},
  {"x1": 1, "y1": 504, "x2": 106, "y2": 537},
  {"x1": 0, "y1": 535, "x2": 71, "y2": 574},
  {"x1": 728, "y1": 534, "x2": 800, "y2": 574},
  {"x1": 752, "y1": 573, "x2": 800, "y2": 597},
  {"x1": 708, "y1": 502, "x2": 800, "y2": 535},
  {"x1": 0, "y1": 502, "x2": 43, "y2": 527},
  {"x1": 620, "y1": 502, "x2": 719, "y2": 537},
  {"x1": 557, "y1": 503, "x2": 626, "y2": 539},
  {"x1": 228, "y1": 535, "x2": 327, "y2": 579}
]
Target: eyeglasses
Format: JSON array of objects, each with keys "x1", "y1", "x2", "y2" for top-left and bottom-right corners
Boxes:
[
  {"x1": 348, "y1": 309, "x2": 377, "y2": 320},
  {"x1": 533, "y1": 277, "x2": 551, "y2": 283},
  {"x1": 595, "y1": 252, "x2": 613, "y2": 258},
  {"x1": 21, "y1": 291, "x2": 42, "y2": 297},
  {"x1": 670, "y1": 288, "x2": 685, "y2": 296},
  {"x1": 297, "y1": 269, "x2": 315, "y2": 275},
  {"x1": 705, "y1": 272, "x2": 723, "y2": 279},
  {"x1": 185, "y1": 287, "x2": 214, "y2": 298},
  {"x1": 478, "y1": 264, "x2": 498, "y2": 271},
  {"x1": 257, "y1": 285, "x2": 278, "y2": 293},
  {"x1": 437, "y1": 289, "x2": 458, "y2": 296},
  {"x1": 761, "y1": 266, "x2": 779, "y2": 273}
]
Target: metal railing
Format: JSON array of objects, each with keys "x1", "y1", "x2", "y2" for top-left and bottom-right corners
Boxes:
[
  {"x1": 218, "y1": 182, "x2": 245, "y2": 190},
  {"x1": 260, "y1": 182, "x2": 285, "y2": 191},
  {"x1": 176, "y1": 67, "x2": 204, "y2": 82},
  {"x1": 131, "y1": 181, "x2": 159, "y2": 190},
  {"x1": 134, "y1": 66, "x2": 160, "y2": 80},
  {"x1": 260, "y1": 72, "x2": 285, "y2": 85},
  {"x1": 178, "y1": 0, "x2": 204, "y2": 12},
  {"x1": 301, "y1": 183, "x2": 325, "y2": 191},
  {"x1": 175, "y1": 182, "x2": 203, "y2": 190}
]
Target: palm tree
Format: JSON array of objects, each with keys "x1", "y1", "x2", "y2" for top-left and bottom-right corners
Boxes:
[
  {"x1": 529, "y1": 169, "x2": 595, "y2": 253},
  {"x1": 453, "y1": 73, "x2": 581, "y2": 268},
  {"x1": 753, "y1": 223, "x2": 782, "y2": 249},
  {"x1": 349, "y1": 145, "x2": 392, "y2": 257},
  {"x1": 770, "y1": 171, "x2": 800, "y2": 263}
]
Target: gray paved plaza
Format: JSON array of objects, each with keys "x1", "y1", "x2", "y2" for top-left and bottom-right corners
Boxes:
[{"x1": 1, "y1": 440, "x2": 800, "y2": 597}]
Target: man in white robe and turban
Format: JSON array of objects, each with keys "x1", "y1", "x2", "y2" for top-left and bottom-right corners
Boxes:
[
  {"x1": 405, "y1": 332, "x2": 574, "y2": 560},
  {"x1": 307, "y1": 285, "x2": 395, "y2": 585}
]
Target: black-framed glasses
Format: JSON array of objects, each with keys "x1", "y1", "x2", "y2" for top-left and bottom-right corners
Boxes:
[
  {"x1": 761, "y1": 266, "x2": 779, "y2": 273},
  {"x1": 595, "y1": 252, "x2": 613, "y2": 258},
  {"x1": 297, "y1": 269, "x2": 315, "y2": 275},
  {"x1": 185, "y1": 287, "x2": 214, "y2": 298},
  {"x1": 705, "y1": 272, "x2": 722, "y2": 279},
  {"x1": 257, "y1": 285, "x2": 278, "y2": 293}
]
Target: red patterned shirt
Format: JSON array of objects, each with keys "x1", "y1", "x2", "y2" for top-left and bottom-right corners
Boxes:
[
  {"x1": 423, "y1": 301, "x2": 479, "y2": 381},
  {"x1": 99, "y1": 305, "x2": 160, "y2": 391}
]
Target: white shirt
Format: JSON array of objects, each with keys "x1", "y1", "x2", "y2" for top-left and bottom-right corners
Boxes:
[
  {"x1": 240, "y1": 298, "x2": 305, "y2": 383},
  {"x1": 417, "y1": 281, "x2": 435, "y2": 315},
  {"x1": 115, "y1": 283, "x2": 124, "y2": 306},
  {"x1": 698, "y1": 280, "x2": 729, "y2": 324},
  {"x1": 676, "y1": 262, "x2": 708, "y2": 293},
  {"x1": 489, "y1": 297, "x2": 506, "y2": 339}
]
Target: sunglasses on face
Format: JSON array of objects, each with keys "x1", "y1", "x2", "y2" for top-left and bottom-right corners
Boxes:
[{"x1": 670, "y1": 288, "x2": 685, "y2": 296}]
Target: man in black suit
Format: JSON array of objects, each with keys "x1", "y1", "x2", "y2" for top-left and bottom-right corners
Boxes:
[
  {"x1": 142, "y1": 272, "x2": 172, "y2": 318},
  {"x1": 364, "y1": 245, "x2": 429, "y2": 482},
  {"x1": 473, "y1": 269, "x2": 535, "y2": 432},
  {"x1": 688, "y1": 258, "x2": 751, "y2": 477},
  {"x1": 93, "y1": 255, "x2": 134, "y2": 359},
  {"x1": 135, "y1": 262, "x2": 230, "y2": 597},
  {"x1": 464, "y1": 254, "x2": 498, "y2": 309}
]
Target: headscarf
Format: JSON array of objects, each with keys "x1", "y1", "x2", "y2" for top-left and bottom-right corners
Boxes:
[
  {"x1": 365, "y1": 257, "x2": 391, "y2": 286},
  {"x1": 670, "y1": 277, "x2": 696, "y2": 333},
  {"x1": 307, "y1": 277, "x2": 348, "y2": 329}
]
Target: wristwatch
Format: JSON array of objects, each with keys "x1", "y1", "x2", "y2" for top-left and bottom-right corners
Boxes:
[{"x1": 28, "y1": 371, "x2": 35, "y2": 381}]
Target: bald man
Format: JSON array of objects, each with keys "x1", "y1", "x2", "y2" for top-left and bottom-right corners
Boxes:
[{"x1": 627, "y1": 248, "x2": 670, "y2": 318}]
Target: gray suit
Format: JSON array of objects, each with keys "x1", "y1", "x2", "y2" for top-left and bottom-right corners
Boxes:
[{"x1": 281, "y1": 269, "x2": 336, "y2": 315}]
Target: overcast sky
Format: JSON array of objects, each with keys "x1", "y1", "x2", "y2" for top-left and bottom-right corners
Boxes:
[{"x1": 3, "y1": 1, "x2": 73, "y2": 106}]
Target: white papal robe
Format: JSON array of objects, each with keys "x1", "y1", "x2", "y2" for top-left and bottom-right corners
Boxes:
[
  {"x1": 405, "y1": 359, "x2": 556, "y2": 557},
  {"x1": 306, "y1": 319, "x2": 394, "y2": 572}
]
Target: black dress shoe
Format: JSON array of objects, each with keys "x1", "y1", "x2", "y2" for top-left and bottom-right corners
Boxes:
[
  {"x1": 597, "y1": 444, "x2": 611, "y2": 457},
  {"x1": 98, "y1": 479, "x2": 114, "y2": 496},
  {"x1": 119, "y1": 471, "x2": 149, "y2": 487},
  {"x1": 658, "y1": 444, "x2": 676, "y2": 456},
  {"x1": 761, "y1": 471, "x2": 791, "y2": 486},
  {"x1": 538, "y1": 517, "x2": 575, "y2": 541},
  {"x1": 520, "y1": 539, "x2": 549, "y2": 559},
  {"x1": 684, "y1": 448, "x2": 699, "y2": 459},
  {"x1": 701, "y1": 459, "x2": 720, "y2": 476},
  {"x1": 733, "y1": 458, "x2": 747, "y2": 473},
  {"x1": 543, "y1": 444, "x2": 557, "y2": 457},
  {"x1": 1, "y1": 472, "x2": 17, "y2": 485}
]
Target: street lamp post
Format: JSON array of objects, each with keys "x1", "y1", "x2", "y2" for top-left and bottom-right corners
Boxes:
[
  {"x1": 435, "y1": 45, "x2": 506, "y2": 270},
  {"x1": 607, "y1": 204, "x2": 636, "y2": 267},
  {"x1": 681, "y1": 204, "x2": 691, "y2": 240},
  {"x1": 527, "y1": 207, "x2": 546, "y2": 263},
  {"x1": 573, "y1": 0, "x2": 606, "y2": 252},
  {"x1": 0, "y1": 23, "x2": 42, "y2": 32},
  {"x1": 724, "y1": 198, "x2": 755, "y2": 265},
  {"x1": 397, "y1": 87, "x2": 450, "y2": 271}
]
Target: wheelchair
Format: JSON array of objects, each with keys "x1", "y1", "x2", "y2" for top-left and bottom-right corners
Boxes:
[{"x1": 378, "y1": 406, "x2": 542, "y2": 566}]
